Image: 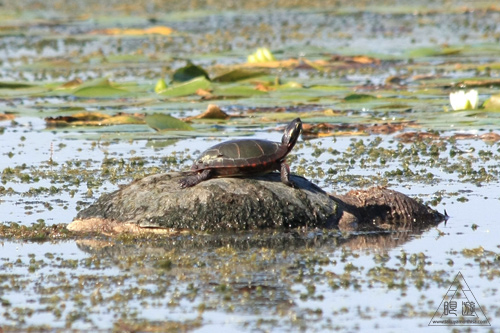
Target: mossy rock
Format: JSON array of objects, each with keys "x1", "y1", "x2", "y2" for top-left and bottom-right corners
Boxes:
[{"x1": 69, "y1": 173, "x2": 445, "y2": 234}]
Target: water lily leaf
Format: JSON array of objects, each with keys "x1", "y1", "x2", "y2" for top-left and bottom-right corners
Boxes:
[
  {"x1": 275, "y1": 81, "x2": 303, "y2": 89},
  {"x1": 344, "y1": 93, "x2": 377, "y2": 101},
  {"x1": 408, "y1": 47, "x2": 462, "y2": 58},
  {"x1": 73, "y1": 85, "x2": 130, "y2": 98},
  {"x1": 185, "y1": 104, "x2": 229, "y2": 121},
  {"x1": 158, "y1": 77, "x2": 211, "y2": 97},
  {"x1": 483, "y1": 95, "x2": 500, "y2": 110},
  {"x1": 213, "y1": 69, "x2": 266, "y2": 82},
  {"x1": 0, "y1": 86, "x2": 50, "y2": 97},
  {"x1": 342, "y1": 55, "x2": 380, "y2": 65},
  {"x1": 173, "y1": 63, "x2": 210, "y2": 83},
  {"x1": 72, "y1": 78, "x2": 130, "y2": 98},
  {"x1": 145, "y1": 113, "x2": 194, "y2": 131},
  {"x1": 0, "y1": 113, "x2": 15, "y2": 121},
  {"x1": 55, "y1": 78, "x2": 83, "y2": 90},
  {"x1": 253, "y1": 113, "x2": 302, "y2": 122},
  {"x1": 302, "y1": 58, "x2": 326, "y2": 72},
  {"x1": 0, "y1": 81, "x2": 35, "y2": 88},
  {"x1": 477, "y1": 63, "x2": 500, "y2": 71},
  {"x1": 75, "y1": 77, "x2": 111, "y2": 89},
  {"x1": 453, "y1": 79, "x2": 500, "y2": 88},
  {"x1": 45, "y1": 112, "x2": 145, "y2": 127},
  {"x1": 212, "y1": 85, "x2": 268, "y2": 97},
  {"x1": 301, "y1": 122, "x2": 368, "y2": 137},
  {"x1": 92, "y1": 26, "x2": 174, "y2": 36}
]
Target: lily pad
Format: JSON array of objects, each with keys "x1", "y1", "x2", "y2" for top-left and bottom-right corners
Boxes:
[
  {"x1": 453, "y1": 79, "x2": 500, "y2": 88},
  {"x1": 483, "y1": 95, "x2": 500, "y2": 110},
  {"x1": 158, "y1": 77, "x2": 211, "y2": 97},
  {"x1": 55, "y1": 78, "x2": 84, "y2": 90},
  {"x1": 213, "y1": 68, "x2": 266, "y2": 82},
  {"x1": 0, "y1": 86, "x2": 50, "y2": 97},
  {"x1": 91, "y1": 26, "x2": 174, "y2": 36},
  {"x1": 185, "y1": 104, "x2": 229, "y2": 120},
  {"x1": 0, "y1": 113, "x2": 15, "y2": 121},
  {"x1": 72, "y1": 78, "x2": 130, "y2": 98},
  {"x1": 73, "y1": 86, "x2": 130, "y2": 98},
  {"x1": 0, "y1": 81, "x2": 35, "y2": 88},
  {"x1": 408, "y1": 47, "x2": 463, "y2": 58},
  {"x1": 173, "y1": 63, "x2": 210, "y2": 83},
  {"x1": 212, "y1": 85, "x2": 268, "y2": 97},
  {"x1": 344, "y1": 93, "x2": 378, "y2": 102},
  {"x1": 145, "y1": 113, "x2": 194, "y2": 131},
  {"x1": 45, "y1": 112, "x2": 145, "y2": 127}
]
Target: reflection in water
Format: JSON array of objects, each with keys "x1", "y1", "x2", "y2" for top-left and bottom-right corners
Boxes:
[
  {"x1": 75, "y1": 220, "x2": 442, "y2": 259},
  {"x1": 70, "y1": 222, "x2": 443, "y2": 328}
]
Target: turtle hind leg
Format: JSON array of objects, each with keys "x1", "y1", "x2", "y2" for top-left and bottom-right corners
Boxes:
[
  {"x1": 280, "y1": 162, "x2": 296, "y2": 187},
  {"x1": 179, "y1": 169, "x2": 212, "y2": 188}
]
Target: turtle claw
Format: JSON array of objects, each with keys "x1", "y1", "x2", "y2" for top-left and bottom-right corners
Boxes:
[
  {"x1": 282, "y1": 178, "x2": 297, "y2": 188},
  {"x1": 179, "y1": 169, "x2": 212, "y2": 189},
  {"x1": 179, "y1": 176, "x2": 197, "y2": 188},
  {"x1": 179, "y1": 179, "x2": 189, "y2": 188}
]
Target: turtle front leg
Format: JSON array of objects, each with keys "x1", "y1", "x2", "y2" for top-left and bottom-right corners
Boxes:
[
  {"x1": 280, "y1": 162, "x2": 295, "y2": 187},
  {"x1": 179, "y1": 169, "x2": 212, "y2": 188}
]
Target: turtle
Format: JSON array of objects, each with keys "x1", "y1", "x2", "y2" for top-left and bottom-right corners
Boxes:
[{"x1": 179, "y1": 118, "x2": 302, "y2": 188}]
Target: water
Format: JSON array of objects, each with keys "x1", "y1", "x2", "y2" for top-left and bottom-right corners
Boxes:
[
  {"x1": 1, "y1": 0, "x2": 500, "y2": 331},
  {"x1": 1, "y1": 125, "x2": 499, "y2": 331}
]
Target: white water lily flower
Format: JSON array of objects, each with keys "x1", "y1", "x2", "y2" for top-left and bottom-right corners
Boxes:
[{"x1": 449, "y1": 89, "x2": 479, "y2": 110}]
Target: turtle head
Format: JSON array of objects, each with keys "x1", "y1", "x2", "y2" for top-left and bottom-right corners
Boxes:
[{"x1": 282, "y1": 118, "x2": 302, "y2": 150}]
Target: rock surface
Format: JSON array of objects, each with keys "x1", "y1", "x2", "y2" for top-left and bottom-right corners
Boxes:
[
  {"x1": 70, "y1": 172, "x2": 446, "y2": 234},
  {"x1": 73, "y1": 173, "x2": 339, "y2": 232},
  {"x1": 333, "y1": 187, "x2": 445, "y2": 229}
]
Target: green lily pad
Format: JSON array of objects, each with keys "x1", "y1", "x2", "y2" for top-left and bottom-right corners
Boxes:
[
  {"x1": 407, "y1": 47, "x2": 463, "y2": 58},
  {"x1": 73, "y1": 86, "x2": 130, "y2": 98},
  {"x1": 0, "y1": 81, "x2": 35, "y2": 89},
  {"x1": 158, "y1": 77, "x2": 211, "y2": 97},
  {"x1": 45, "y1": 112, "x2": 145, "y2": 127},
  {"x1": 173, "y1": 63, "x2": 210, "y2": 83},
  {"x1": 212, "y1": 69, "x2": 266, "y2": 82},
  {"x1": 483, "y1": 95, "x2": 500, "y2": 111},
  {"x1": 212, "y1": 85, "x2": 268, "y2": 97},
  {"x1": 0, "y1": 86, "x2": 50, "y2": 97},
  {"x1": 72, "y1": 78, "x2": 130, "y2": 98},
  {"x1": 344, "y1": 93, "x2": 378, "y2": 102},
  {"x1": 145, "y1": 113, "x2": 194, "y2": 131}
]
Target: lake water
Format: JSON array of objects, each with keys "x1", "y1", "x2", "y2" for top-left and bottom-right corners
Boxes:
[{"x1": 1, "y1": 0, "x2": 500, "y2": 331}]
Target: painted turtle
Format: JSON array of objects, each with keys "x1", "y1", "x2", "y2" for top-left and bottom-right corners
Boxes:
[{"x1": 179, "y1": 118, "x2": 302, "y2": 188}]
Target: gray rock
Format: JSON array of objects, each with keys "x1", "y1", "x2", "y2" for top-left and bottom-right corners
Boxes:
[
  {"x1": 74, "y1": 173, "x2": 339, "y2": 231},
  {"x1": 71, "y1": 172, "x2": 445, "y2": 233}
]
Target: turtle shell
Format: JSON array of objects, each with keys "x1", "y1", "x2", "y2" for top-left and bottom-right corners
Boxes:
[{"x1": 191, "y1": 139, "x2": 287, "y2": 176}]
